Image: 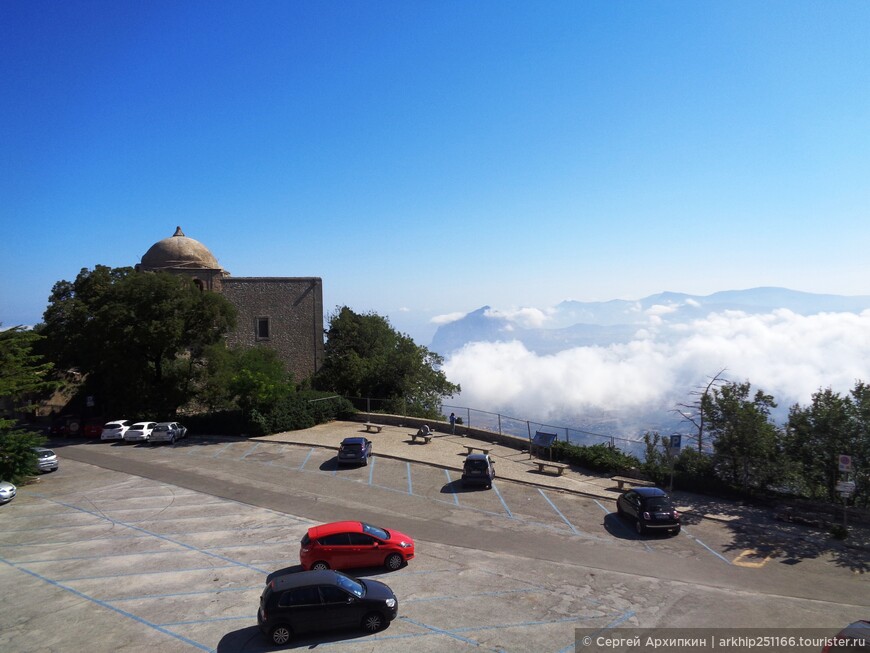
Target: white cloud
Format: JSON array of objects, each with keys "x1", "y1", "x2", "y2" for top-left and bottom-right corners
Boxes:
[
  {"x1": 442, "y1": 310, "x2": 870, "y2": 428},
  {"x1": 430, "y1": 312, "x2": 467, "y2": 325},
  {"x1": 484, "y1": 306, "x2": 552, "y2": 329},
  {"x1": 645, "y1": 303, "x2": 678, "y2": 316}
]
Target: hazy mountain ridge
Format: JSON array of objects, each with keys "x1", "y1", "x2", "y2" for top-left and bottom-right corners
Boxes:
[{"x1": 431, "y1": 287, "x2": 870, "y2": 355}]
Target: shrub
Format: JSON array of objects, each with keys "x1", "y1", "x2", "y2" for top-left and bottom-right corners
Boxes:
[
  {"x1": 552, "y1": 441, "x2": 642, "y2": 474},
  {"x1": 0, "y1": 428, "x2": 46, "y2": 483}
]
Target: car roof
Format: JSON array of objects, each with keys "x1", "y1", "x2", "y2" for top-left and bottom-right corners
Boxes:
[
  {"x1": 130, "y1": 422, "x2": 155, "y2": 427},
  {"x1": 33, "y1": 447, "x2": 53, "y2": 453},
  {"x1": 307, "y1": 521, "x2": 363, "y2": 539},
  {"x1": 154, "y1": 422, "x2": 177, "y2": 426},
  {"x1": 341, "y1": 437, "x2": 367, "y2": 445},
  {"x1": 634, "y1": 487, "x2": 668, "y2": 497},
  {"x1": 466, "y1": 453, "x2": 489, "y2": 461},
  {"x1": 270, "y1": 569, "x2": 344, "y2": 591}
]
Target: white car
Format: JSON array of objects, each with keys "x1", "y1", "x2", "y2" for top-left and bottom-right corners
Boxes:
[
  {"x1": 101, "y1": 420, "x2": 131, "y2": 441},
  {"x1": 150, "y1": 422, "x2": 188, "y2": 444},
  {"x1": 123, "y1": 421, "x2": 157, "y2": 443},
  {"x1": 0, "y1": 480, "x2": 16, "y2": 504}
]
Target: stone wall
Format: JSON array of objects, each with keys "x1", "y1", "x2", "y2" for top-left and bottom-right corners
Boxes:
[{"x1": 221, "y1": 277, "x2": 324, "y2": 382}]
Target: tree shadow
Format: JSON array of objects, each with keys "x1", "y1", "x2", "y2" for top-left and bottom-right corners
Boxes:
[{"x1": 674, "y1": 492, "x2": 870, "y2": 574}]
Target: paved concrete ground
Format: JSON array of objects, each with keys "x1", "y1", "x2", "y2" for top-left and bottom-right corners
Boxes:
[{"x1": 253, "y1": 420, "x2": 870, "y2": 540}]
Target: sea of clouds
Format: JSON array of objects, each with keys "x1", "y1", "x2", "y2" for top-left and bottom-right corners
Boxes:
[{"x1": 441, "y1": 308, "x2": 870, "y2": 431}]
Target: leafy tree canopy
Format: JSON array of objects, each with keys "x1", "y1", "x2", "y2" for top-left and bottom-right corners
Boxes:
[
  {"x1": 315, "y1": 306, "x2": 459, "y2": 419},
  {"x1": 38, "y1": 266, "x2": 237, "y2": 417},
  {"x1": 0, "y1": 326, "x2": 52, "y2": 481},
  {"x1": 704, "y1": 381, "x2": 781, "y2": 492}
]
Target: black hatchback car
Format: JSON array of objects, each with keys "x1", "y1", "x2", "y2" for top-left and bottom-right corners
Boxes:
[
  {"x1": 257, "y1": 569, "x2": 398, "y2": 645},
  {"x1": 337, "y1": 437, "x2": 373, "y2": 466},
  {"x1": 461, "y1": 453, "x2": 496, "y2": 488},
  {"x1": 616, "y1": 486, "x2": 681, "y2": 535}
]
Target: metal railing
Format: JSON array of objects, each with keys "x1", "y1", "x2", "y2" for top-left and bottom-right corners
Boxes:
[{"x1": 344, "y1": 396, "x2": 646, "y2": 458}]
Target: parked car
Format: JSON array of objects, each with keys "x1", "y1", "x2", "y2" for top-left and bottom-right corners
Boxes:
[
  {"x1": 50, "y1": 415, "x2": 81, "y2": 437},
  {"x1": 101, "y1": 420, "x2": 131, "y2": 441},
  {"x1": 822, "y1": 620, "x2": 870, "y2": 652},
  {"x1": 461, "y1": 453, "x2": 496, "y2": 488},
  {"x1": 83, "y1": 418, "x2": 106, "y2": 438},
  {"x1": 337, "y1": 437, "x2": 372, "y2": 466},
  {"x1": 300, "y1": 521, "x2": 415, "y2": 572},
  {"x1": 150, "y1": 422, "x2": 187, "y2": 444},
  {"x1": 123, "y1": 421, "x2": 156, "y2": 444},
  {"x1": 33, "y1": 447, "x2": 58, "y2": 473},
  {"x1": 616, "y1": 486, "x2": 681, "y2": 535},
  {"x1": 257, "y1": 569, "x2": 398, "y2": 645},
  {"x1": 0, "y1": 480, "x2": 16, "y2": 504}
]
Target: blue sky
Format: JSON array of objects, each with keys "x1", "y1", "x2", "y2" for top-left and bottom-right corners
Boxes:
[{"x1": 3, "y1": 1, "x2": 870, "y2": 345}]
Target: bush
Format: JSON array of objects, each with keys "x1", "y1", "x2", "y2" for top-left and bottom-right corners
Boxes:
[
  {"x1": 0, "y1": 428, "x2": 46, "y2": 483},
  {"x1": 182, "y1": 392, "x2": 356, "y2": 437},
  {"x1": 552, "y1": 441, "x2": 642, "y2": 474},
  {"x1": 829, "y1": 524, "x2": 849, "y2": 540}
]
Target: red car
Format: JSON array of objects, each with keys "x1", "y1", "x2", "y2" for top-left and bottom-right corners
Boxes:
[
  {"x1": 300, "y1": 521, "x2": 415, "y2": 572},
  {"x1": 83, "y1": 418, "x2": 106, "y2": 438}
]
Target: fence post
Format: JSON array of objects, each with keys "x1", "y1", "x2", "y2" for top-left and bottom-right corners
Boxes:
[{"x1": 498, "y1": 413, "x2": 502, "y2": 436}]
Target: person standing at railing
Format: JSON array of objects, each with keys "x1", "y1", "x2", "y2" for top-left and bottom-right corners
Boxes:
[{"x1": 449, "y1": 412, "x2": 456, "y2": 434}]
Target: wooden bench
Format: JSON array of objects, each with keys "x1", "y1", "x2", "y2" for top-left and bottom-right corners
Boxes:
[
  {"x1": 363, "y1": 423, "x2": 383, "y2": 433},
  {"x1": 535, "y1": 461, "x2": 568, "y2": 476},
  {"x1": 464, "y1": 445, "x2": 492, "y2": 456},
  {"x1": 611, "y1": 476, "x2": 655, "y2": 491},
  {"x1": 410, "y1": 432, "x2": 432, "y2": 444}
]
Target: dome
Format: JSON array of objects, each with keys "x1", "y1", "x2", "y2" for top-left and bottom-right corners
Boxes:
[{"x1": 140, "y1": 227, "x2": 222, "y2": 270}]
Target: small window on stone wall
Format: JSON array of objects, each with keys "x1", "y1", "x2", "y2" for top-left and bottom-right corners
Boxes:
[
  {"x1": 193, "y1": 278, "x2": 204, "y2": 291},
  {"x1": 257, "y1": 317, "x2": 270, "y2": 340}
]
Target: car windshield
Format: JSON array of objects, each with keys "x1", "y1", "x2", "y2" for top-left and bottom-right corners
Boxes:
[
  {"x1": 154, "y1": 425, "x2": 169, "y2": 431},
  {"x1": 361, "y1": 523, "x2": 389, "y2": 540},
  {"x1": 38, "y1": 450, "x2": 54, "y2": 458},
  {"x1": 131, "y1": 424, "x2": 146, "y2": 430},
  {"x1": 335, "y1": 573, "x2": 365, "y2": 598}
]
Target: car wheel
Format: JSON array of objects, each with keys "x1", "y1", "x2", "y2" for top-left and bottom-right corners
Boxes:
[
  {"x1": 270, "y1": 624, "x2": 292, "y2": 645},
  {"x1": 616, "y1": 503, "x2": 625, "y2": 517},
  {"x1": 311, "y1": 561, "x2": 330, "y2": 571},
  {"x1": 385, "y1": 553, "x2": 403, "y2": 570},
  {"x1": 361, "y1": 611, "x2": 385, "y2": 633},
  {"x1": 671, "y1": 526, "x2": 681, "y2": 535},
  {"x1": 635, "y1": 518, "x2": 645, "y2": 535},
  {"x1": 170, "y1": 435, "x2": 176, "y2": 445}
]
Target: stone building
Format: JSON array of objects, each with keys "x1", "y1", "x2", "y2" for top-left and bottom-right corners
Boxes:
[{"x1": 137, "y1": 227, "x2": 323, "y2": 382}]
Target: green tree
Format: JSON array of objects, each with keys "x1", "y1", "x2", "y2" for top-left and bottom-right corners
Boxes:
[
  {"x1": 229, "y1": 346, "x2": 294, "y2": 413},
  {"x1": 704, "y1": 381, "x2": 781, "y2": 493},
  {"x1": 39, "y1": 266, "x2": 237, "y2": 417},
  {"x1": 785, "y1": 385, "x2": 867, "y2": 504},
  {"x1": 0, "y1": 327, "x2": 54, "y2": 482},
  {"x1": 315, "y1": 306, "x2": 459, "y2": 419}
]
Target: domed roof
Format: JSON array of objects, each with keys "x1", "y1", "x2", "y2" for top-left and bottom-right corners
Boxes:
[{"x1": 140, "y1": 227, "x2": 222, "y2": 270}]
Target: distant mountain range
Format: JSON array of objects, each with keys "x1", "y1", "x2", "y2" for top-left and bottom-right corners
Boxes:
[{"x1": 430, "y1": 287, "x2": 870, "y2": 355}]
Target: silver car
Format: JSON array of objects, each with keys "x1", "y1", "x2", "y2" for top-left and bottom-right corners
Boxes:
[
  {"x1": 123, "y1": 421, "x2": 157, "y2": 443},
  {"x1": 101, "y1": 420, "x2": 131, "y2": 441},
  {"x1": 0, "y1": 480, "x2": 16, "y2": 504},
  {"x1": 150, "y1": 422, "x2": 187, "y2": 445},
  {"x1": 34, "y1": 447, "x2": 59, "y2": 473}
]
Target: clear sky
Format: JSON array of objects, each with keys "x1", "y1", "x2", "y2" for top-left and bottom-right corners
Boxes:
[{"x1": 3, "y1": 1, "x2": 870, "y2": 345}]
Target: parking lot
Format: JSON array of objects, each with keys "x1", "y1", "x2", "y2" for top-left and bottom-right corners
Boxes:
[{"x1": 1, "y1": 436, "x2": 867, "y2": 652}]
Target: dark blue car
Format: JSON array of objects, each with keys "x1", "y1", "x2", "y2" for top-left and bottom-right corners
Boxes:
[{"x1": 337, "y1": 437, "x2": 373, "y2": 466}]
